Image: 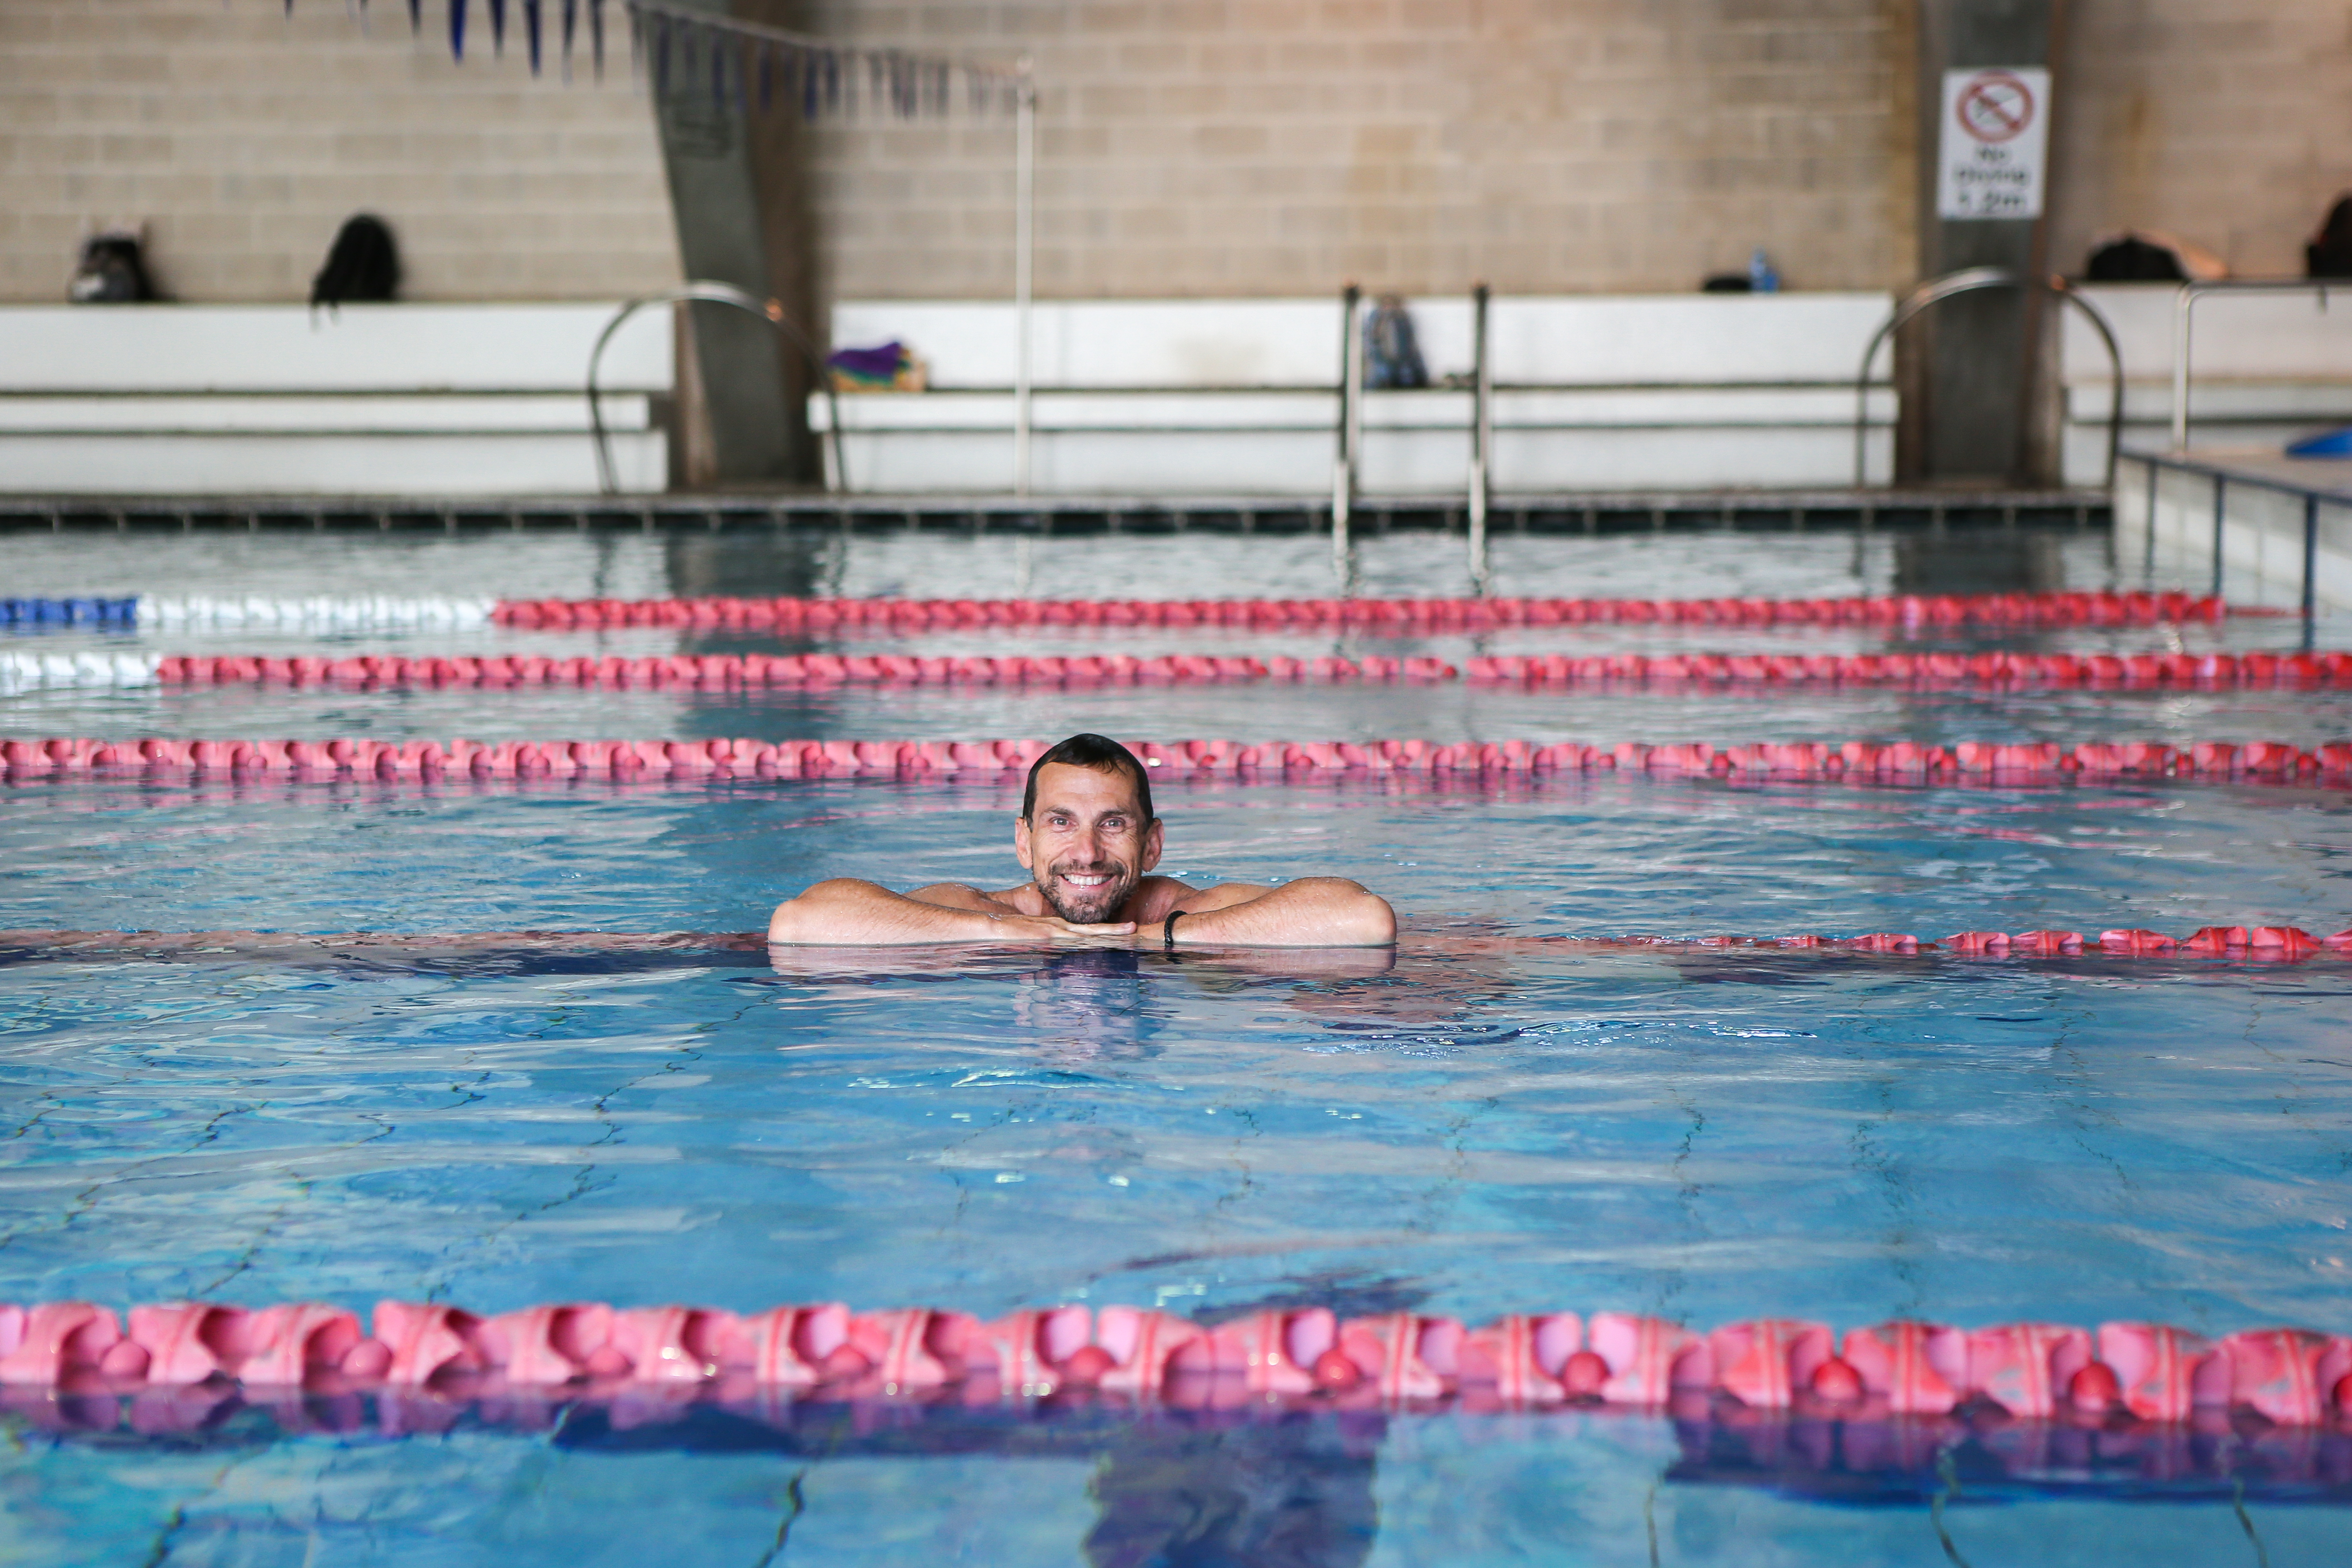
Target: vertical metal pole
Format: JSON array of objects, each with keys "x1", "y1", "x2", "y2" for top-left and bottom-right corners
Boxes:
[
  {"x1": 1332, "y1": 282, "x2": 1360, "y2": 590},
  {"x1": 1344, "y1": 295, "x2": 1364, "y2": 505},
  {"x1": 2211, "y1": 473, "x2": 2226, "y2": 600},
  {"x1": 1011, "y1": 62, "x2": 1035, "y2": 497},
  {"x1": 1468, "y1": 282, "x2": 1492, "y2": 596},
  {"x1": 2142, "y1": 456, "x2": 2157, "y2": 584},
  {"x1": 2170, "y1": 284, "x2": 2194, "y2": 451},
  {"x1": 2303, "y1": 492, "x2": 2319, "y2": 647}
]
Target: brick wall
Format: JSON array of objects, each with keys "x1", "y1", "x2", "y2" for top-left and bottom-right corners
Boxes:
[
  {"x1": 8, "y1": 1, "x2": 2348, "y2": 309},
  {"x1": 795, "y1": 0, "x2": 1914, "y2": 300},
  {"x1": 0, "y1": 0, "x2": 678, "y2": 302},
  {"x1": 2051, "y1": 0, "x2": 2352, "y2": 279}
]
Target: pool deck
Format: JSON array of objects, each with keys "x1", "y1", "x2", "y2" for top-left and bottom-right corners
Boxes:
[{"x1": 2118, "y1": 446, "x2": 2352, "y2": 610}]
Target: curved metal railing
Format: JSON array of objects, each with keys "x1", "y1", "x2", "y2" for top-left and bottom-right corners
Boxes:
[
  {"x1": 1852, "y1": 267, "x2": 2125, "y2": 490},
  {"x1": 587, "y1": 281, "x2": 847, "y2": 496}
]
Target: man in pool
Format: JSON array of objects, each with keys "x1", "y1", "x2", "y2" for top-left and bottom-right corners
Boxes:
[{"x1": 767, "y1": 733, "x2": 1397, "y2": 948}]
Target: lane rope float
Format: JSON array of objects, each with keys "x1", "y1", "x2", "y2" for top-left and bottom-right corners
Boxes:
[
  {"x1": 0, "y1": 591, "x2": 2234, "y2": 634},
  {"x1": 487, "y1": 590, "x2": 2233, "y2": 633},
  {"x1": 108, "y1": 645, "x2": 2352, "y2": 693},
  {"x1": 1, "y1": 1299, "x2": 2344, "y2": 1430},
  {"x1": 18, "y1": 645, "x2": 2352, "y2": 694},
  {"x1": 0, "y1": 651, "x2": 162, "y2": 691},
  {"x1": 4, "y1": 735, "x2": 2349, "y2": 787}
]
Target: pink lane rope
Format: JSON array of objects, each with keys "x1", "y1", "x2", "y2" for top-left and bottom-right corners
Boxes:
[
  {"x1": 1468, "y1": 648, "x2": 2352, "y2": 690},
  {"x1": 7, "y1": 735, "x2": 2350, "y2": 786},
  {"x1": 3, "y1": 925, "x2": 2346, "y2": 960},
  {"x1": 0, "y1": 930, "x2": 768, "y2": 959},
  {"x1": 3, "y1": 1300, "x2": 2344, "y2": 1425},
  {"x1": 153, "y1": 651, "x2": 1459, "y2": 689},
  {"x1": 492, "y1": 590, "x2": 2229, "y2": 634},
  {"x1": 146, "y1": 646, "x2": 2352, "y2": 692}
]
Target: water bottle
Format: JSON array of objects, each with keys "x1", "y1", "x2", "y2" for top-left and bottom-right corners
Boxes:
[{"x1": 1748, "y1": 247, "x2": 1779, "y2": 293}]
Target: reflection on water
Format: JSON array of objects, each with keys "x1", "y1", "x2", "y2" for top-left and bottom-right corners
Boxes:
[
  {"x1": 1013, "y1": 949, "x2": 1160, "y2": 1064},
  {"x1": 1895, "y1": 534, "x2": 2071, "y2": 596},
  {"x1": 765, "y1": 945, "x2": 1411, "y2": 1065},
  {"x1": 1082, "y1": 1412, "x2": 1381, "y2": 1568},
  {"x1": 10, "y1": 1380, "x2": 2349, "y2": 1565}
]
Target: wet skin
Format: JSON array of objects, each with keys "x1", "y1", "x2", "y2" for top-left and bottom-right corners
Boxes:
[{"x1": 766, "y1": 761, "x2": 1397, "y2": 949}]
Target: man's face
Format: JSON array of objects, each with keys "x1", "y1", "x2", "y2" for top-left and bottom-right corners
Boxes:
[{"x1": 1014, "y1": 762, "x2": 1163, "y2": 923}]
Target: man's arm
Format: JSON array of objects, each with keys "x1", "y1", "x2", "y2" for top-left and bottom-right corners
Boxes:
[
  {"x1": 1146, "y1": 877, "x2": 1396, "y2": 948},
  {"x1": 768, "y1": 878, "x2": 1134, "y2": 946},
  {"x1": 765, "y1": 943, "x2": 1399, "y2": 983}
]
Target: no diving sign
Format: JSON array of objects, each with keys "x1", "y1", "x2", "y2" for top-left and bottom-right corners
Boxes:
[{"x1": 1937, "y1": 66, "x2": 2050, "y2": 220}]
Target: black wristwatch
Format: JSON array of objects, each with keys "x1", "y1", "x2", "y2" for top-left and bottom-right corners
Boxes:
[{"x1": 1163, "y1": 909, "x2": 1184, "y2": 951}]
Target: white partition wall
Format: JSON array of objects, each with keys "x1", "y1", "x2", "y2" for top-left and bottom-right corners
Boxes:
[
  {"x1": 0, "y1": 292, "x2": 1960, "y2": 498},
  {"x1": 0, "y1": 305, "x2": 672, "y2": 496},
  {"x1": 822, "y1": 293, "x2": 1899, "y2": 496}
]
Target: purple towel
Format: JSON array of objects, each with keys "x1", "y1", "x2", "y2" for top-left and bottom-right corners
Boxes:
[{"x1": 828, "y1": 342, "x2": 906, "y2": 379}]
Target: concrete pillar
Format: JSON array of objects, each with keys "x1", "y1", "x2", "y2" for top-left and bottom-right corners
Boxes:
[
  {"x1": 650, "y1": 0, "x2": 823, "y2": 488},
  {"x1": 1903, "y1": 0, "x2": 2067, "y2": 486}
]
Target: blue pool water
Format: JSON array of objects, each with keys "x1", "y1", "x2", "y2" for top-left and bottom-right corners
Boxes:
[{"x1": 4, "y1": 532, "x2": 2351, "y2": 1564}]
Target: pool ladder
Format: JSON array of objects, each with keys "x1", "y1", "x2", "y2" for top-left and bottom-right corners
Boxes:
[{"x1": 1332, "y1": 283, "x2": 1494, "y2": 597}]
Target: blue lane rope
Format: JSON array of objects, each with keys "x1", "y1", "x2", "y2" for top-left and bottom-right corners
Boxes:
[{"x1": 0, "y1": 598, "x2": 139, "y2": 626}]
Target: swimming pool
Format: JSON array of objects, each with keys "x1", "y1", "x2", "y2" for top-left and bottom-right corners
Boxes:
[{"x1": 4, "y1": 529, "x2": 2350, "y2": 1565}]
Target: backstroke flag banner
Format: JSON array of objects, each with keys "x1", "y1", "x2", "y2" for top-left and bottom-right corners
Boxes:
[{"x1": 320, "y1": 0, "x2": 1021, "y2": 118}]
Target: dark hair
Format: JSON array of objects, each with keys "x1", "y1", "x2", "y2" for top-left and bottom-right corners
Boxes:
[
  {"x1": 312, "y1": 214, "x2": 401, "y2": 310},
  {"x1": 1022, "y1": 734, "x2": 1154, "y2": 823}
]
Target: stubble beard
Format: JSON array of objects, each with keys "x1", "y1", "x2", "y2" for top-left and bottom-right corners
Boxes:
[{"x1": 1036, "y1": 859, "x2": 1136, "y2": 924}]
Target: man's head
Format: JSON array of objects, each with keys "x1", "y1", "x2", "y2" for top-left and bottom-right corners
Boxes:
[{"x1": 1015, "y1": 734, "x2": 1162, "y2": 924}]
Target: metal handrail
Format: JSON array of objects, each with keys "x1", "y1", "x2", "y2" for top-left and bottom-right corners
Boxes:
[
  {"x1": 2169, "y1": 278, "x2": 2339, "y2": 450},
  {"x1": 1852, "y1": 267, "x2": 2125, "y2": 490},
  {"x1": 1330, "y1": 283, "x2": 1361, "y2": 589},
  {"x1": 587, "y1": 281, "x2": 847, "y2": 496},
  {"x1": 1467, "y1": 282, "x2": 1493, "y2": 595}
]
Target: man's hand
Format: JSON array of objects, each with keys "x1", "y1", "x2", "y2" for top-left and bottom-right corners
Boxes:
[
  {"x1": 984, "y1": 912, "x2": 1138, "y2": 946},
  {"x1": 769, "y1": 878, "x2": 1142, "y2": 946}
]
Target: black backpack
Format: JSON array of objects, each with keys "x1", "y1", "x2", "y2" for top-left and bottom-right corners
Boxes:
[
  {"x1": 312, "y1": 214, "x2": 401, "y2": 309},
  {"x1": 2310, "y1": 196, "x2": 2352, "y2": 279},
  {"x1": 2085, "y1": 235, "x2": 2186, "y2": 283},
  {"x1": 68, "y1": 233, "x2": 158, "y2": 303}
]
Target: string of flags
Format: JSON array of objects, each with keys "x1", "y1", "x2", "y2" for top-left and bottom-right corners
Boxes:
[{"x1": 314, "y1": 1, "x2": 1023, "y2": 117}]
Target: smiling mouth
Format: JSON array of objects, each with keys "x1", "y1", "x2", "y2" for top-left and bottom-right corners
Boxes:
[{"x1": 1047, "y1": 867, "x2": 1126, "y2": 916}]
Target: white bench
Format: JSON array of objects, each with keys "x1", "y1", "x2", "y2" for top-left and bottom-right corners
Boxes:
[
  {"x1": 0, "y1": 304, "x2": 670, "y2": 496},
  {"x1": 816, "y1": 293, "x2": 1900, "y2": 496}
]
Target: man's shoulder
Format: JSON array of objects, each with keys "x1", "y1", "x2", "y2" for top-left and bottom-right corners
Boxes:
[{"x1": 1122, "y1": 876, "x2": 1196, "y2": 921}]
